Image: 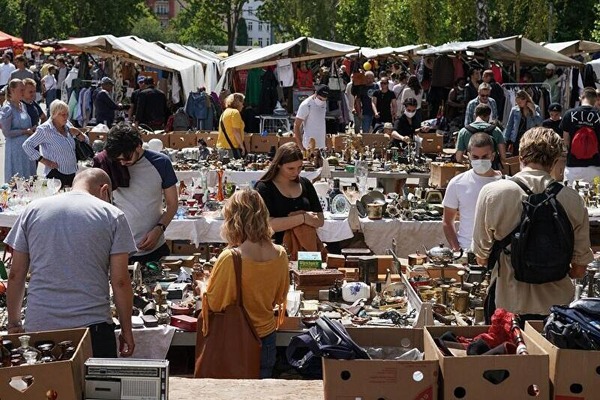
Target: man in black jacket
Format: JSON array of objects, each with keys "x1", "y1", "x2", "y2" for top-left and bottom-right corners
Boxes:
[{"x1": 135, "y1": 77, "x2": 169, "y2": 130}]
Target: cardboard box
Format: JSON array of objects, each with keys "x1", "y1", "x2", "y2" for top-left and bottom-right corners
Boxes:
[
  {"x1": 429, "y1": 162, "x2": 469, "y2": 188},
  {"x1": 86, "y1": 131, "x2": 107, "y2": 144},
  {"x1": 360, "y1": 133, "x2": 390, "y2": 152},
  {"x1": 332, "y1": 134, "x2": 348, "y2": 152},
  {"x1": 418, "y1": 132, "x2": 444, "y2": 154},
  {"x1": 140, "y1": 133, "x2": 170, "y2": 149},
  {"x1": 250, "y1": 134, "x2": 279, "y2": 153},
  {"x1": 326, "y1": 253, "x2": 346, "y2": 269},
  {"x1": 0, "y1": 328, "x2": 92, "y2": 400},
  {"x1": 169, "y1": 132, "x2": 198, "y2": 149},
  {"x1": 298, "y1": 251, "x2": 322, "y2": 270},
  {"x1": 502, "y1": 156, "x2": 521, "y2": 176},
  {"x1": 196, "y1": 131, "x2": 219, "y2": 147},
  {"x1": 278, "y1": 135, "x2": 296, "y2": 148},
  {"x1": 169, "y1": 240, "x2": 209, "y2": 258},
  {"x1": 525, "y1": 320, "x2": 600, "y2": 400},
  {"x1": 323, "y1": 327, "x2": 438, "y2": 400},
  {"x1": 424, "y1": 325, "x2": 549, "y2": 400}
]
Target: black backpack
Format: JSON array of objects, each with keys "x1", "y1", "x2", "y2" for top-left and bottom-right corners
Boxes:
[{"x1": 489, "y1": 178, "x2": 574, "y2": 284}]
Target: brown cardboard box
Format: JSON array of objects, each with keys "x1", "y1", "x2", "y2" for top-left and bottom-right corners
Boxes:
[
  {"x1": 170, "y1": 240, "x2": 209, "y2": 258},
  {"x1": 141, "y1": 133, "x2": 170, "y2": 149},
  {"x1": 360, "y1": 133, "x2": 390, "y2": 152},
  {"x1": 323, "y1": 327, "x2": 438, "y2": 400},
  {"x1": 525, "y1": 320, "x2": 600, "y2": 400},
  {"x1": 250, "y1": 134, "x2": 279, "y2": 153},
  {"x1": 502, "y1": 156, "x2": 521, "y2": 176},
  {"x1": 424, "y1": 325, "x2": 549, "y2": 400},
  {"x1": 0, "y1": 328, "x2": 92, "y2": 400},
  {"x1": 86, "y1": 131, "x2": 108, "y2": 144},
  {"x1": 326, "y1": 135, "x2": 333, "y2": 150},
  {"x1": 196, "y1": 131, "x2": 219, "y2": 148},
  {"x1": 418, "y1": 132, "x2": 444, "y2": 154},
  {"x1": 169, "y1": 132, "x2": 198, "y2": 149},
  {"x1": 332, "y1": 134, "x2": 348, "y2": 152},
  {"x1": 278, "y1": 136, "x2": 296, "y2": 148},
  {"x1": 429, "y1": 162, "x2": 469, "y2": 188},
  {"x1": 376, "y1": 255, "x2": 394, "y2": 275}
]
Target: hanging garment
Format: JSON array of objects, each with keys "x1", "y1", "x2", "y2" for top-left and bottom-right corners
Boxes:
[{"x1": 276, "y1": 58, "x2": 294, "y2": 88}]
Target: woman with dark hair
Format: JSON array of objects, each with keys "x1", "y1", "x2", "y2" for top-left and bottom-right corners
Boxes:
[
  {"x1": 399, "y1": 75, "x2": 423, "y2": 125},
  {"x1": 255, "y1": 142, "x2": 324, "y2": 245},
  {"x1": 390, "y1": 97, "x2": 421, "y2": 148},
  {"x1": 504, "y1": 90, "x2": 543, "y2": 155},
  {"x1": 201, "y1": 189, "x2": 289, "y2": 378},
  {"x1": 0, "y1": 79, "x2": 36, "y2": 181}
]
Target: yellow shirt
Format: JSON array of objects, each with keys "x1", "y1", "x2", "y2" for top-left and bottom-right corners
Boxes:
[
  {"x1": 205, "y1": 247, "x2": 289, "y2": 338},
  {"x1": 217, "y1": 108, "x2": 245, "y2": 149}
]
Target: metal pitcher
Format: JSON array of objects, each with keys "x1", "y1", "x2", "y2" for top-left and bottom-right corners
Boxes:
[{"x1": 423, "y1": 243, "x2": 463, "y2": 265}]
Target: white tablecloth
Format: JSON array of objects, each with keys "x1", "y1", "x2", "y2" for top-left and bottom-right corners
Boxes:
[
  {"x1": 115, "y1": 324, "x2": 176, "y2": 359},
  {"x1": 168, "y1": 214, "x2": 353, "y2": 245},
  {"x1": 360, "y1": 218, "x2": 458, "y2": 257},
  {"x1": 176, "y1": 169, "x2": 322, "y2": 186}
]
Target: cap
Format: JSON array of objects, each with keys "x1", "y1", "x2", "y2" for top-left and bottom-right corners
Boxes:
[
  {"x1": 548, "y1": 103, "x2": 562, "y2": 112},
  {"x1": 545, "y1": 63, "x2": 556, "y2": 70},
  {"x1": 383, "y1": 122, "x2": 394, "y2": 130},
  {"x1": 100, "y1": 77, "x2": 114, "y2": 85},
  {"x1": 137, "y1": 75, "x2": 146, "y2": 83},
  {"x1": 316, "y1": 85, "x2": 330, "y2": 98}
]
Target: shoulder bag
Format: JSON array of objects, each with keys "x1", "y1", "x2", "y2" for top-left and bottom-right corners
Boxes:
[
  {"x1": 73, "y1": 135, "x2": 95, "y2": 161},
  {"x1": 194, "y1": 248, "x2": 262, "y2": 379},
  {"x1": 219, "y1": 116, "x2": 245, "y2": 159}
]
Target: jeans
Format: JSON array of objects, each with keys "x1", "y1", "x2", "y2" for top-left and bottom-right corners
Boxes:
[
  {"x1": 88, "y1": 322, "x2": 117, "y2": 358},
  {"x1": 361, "y1": 114, "x2": 374, "y2": 133},
  {"x1": 260, "y1": 332, "x2": 276, "y2": 379}
]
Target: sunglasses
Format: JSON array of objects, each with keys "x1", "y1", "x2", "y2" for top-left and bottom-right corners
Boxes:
[{"x1": 479, "y1": 94, "x2": 489, "y2": 98}]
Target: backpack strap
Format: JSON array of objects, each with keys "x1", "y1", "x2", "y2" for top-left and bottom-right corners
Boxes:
[
  {"x1": 511, "y1": 177, "x2": 535, "y2": 196},
  {"x1": 545, "y1": 181, "x2": 564, "y2": 198}
]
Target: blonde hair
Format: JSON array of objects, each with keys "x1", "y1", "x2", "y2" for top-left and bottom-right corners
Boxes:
[
  {"x1": 519, "y1": 127, "x2": 563, "y2": 168},
  {"x1": 224, "y1": 92, "x2": 245, "y2": 109},
  {"x1": 221, "y1": 189, "x2": 273, "y2": 246},
  {"x1": 22, "y1": 78, "x2": 36, "y2": 87},
  {"x1": 49, "y1": 100, "x2": 69, "y2": 117},
  {"x1": 6, "y1": 79, "x2": 23, "y2": 101}
]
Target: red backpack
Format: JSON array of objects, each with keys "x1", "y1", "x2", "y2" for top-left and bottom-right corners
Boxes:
[{"x1": 571, "y1": 126, "x2": 599, "y2": 160}]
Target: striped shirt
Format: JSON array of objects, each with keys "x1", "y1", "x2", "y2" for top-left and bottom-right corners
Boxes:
[{"x1": 22, "y1": 119, "x2": 88, "y2": 175}]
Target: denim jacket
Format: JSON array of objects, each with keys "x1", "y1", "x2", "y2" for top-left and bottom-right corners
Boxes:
[{"x1": 503, "y1": 105, "x2": 543, "y2": 142}]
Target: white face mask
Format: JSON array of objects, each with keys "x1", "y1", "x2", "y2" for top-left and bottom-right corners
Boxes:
[
  {"x1": 471, "y1": 159, "x2": 492, "y2": 174},
  {"x1": 404, "y1": 110, "x2": 416, "y2": 118},
  {"x1": 314, "y1": 97, "x2": 326, "y2": 106}
]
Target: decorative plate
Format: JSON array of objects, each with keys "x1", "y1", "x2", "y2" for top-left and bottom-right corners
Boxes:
[{"x1": 331, "y1": 193, "x2": 350, "y2": 215}]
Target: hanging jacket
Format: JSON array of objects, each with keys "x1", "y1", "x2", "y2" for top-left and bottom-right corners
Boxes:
[
  {"x1": 259, "y1": 69, "x2": 279, "y2": 115},
  {"x1": 185, "y1": 91, "x2": 210, "y2": 120}
]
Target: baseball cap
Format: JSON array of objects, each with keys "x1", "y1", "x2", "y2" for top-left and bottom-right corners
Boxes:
[
  {"x1": 100, "y1": 76, "x2": 114, "y2": 85},
  {"x1": 545, "y1": 63, "x2": 556, "y2": 70},
  {"x1": 137, "y1": 75, "x2": 146, "y2": 83},
  {"x1": 316, "y1": 85, "x2": 330, "y2": 98},
  {"x1": 548, "y1": 103, "x2": 562, "y2": 112}
]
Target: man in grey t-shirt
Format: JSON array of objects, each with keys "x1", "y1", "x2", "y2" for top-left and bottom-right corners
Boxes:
[
  {"x1": 5, "y1": 169, "x2": 137, "y2": 358},
  {"x1": 10, "y1": 54, "x2": 34, "y2": 81}
]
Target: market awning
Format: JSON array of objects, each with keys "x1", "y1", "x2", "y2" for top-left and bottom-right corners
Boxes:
[
  {"x1": 543, "y1": 40, "x2": 600, "y2": 56},
  {"x1": 159, "y1": 43, "x2": 221, "y2": 92},
  {"x1": 216, "y1": 37, "x2": 359, "y2": 93},
  {"x1": 0, "y1": 30, "x2": 24, "y2": 49},
  {"x1": 360, "y1": 44, "x2": 429, "y2": 59},
  {"x1": 59, "y1": 35, "x2": 204, "y2": 101},
  {"x1": 417, "y1": 36, "x2": 581, "y2": 66}
]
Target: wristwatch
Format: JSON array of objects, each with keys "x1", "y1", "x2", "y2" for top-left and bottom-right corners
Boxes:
[{"x1": 155, "y1": 223, "x2": 167, "y2": 232}]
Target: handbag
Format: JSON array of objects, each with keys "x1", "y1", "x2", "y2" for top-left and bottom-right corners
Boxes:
[
  {"x1": 194, "y1": 248, "x2": 262, "y2": 378},
  {"x1": 219, "y1": 117, "x2": 244, "y2": 159},
  {"x1": 328, "y1": 61, "x2": 344, "y2": 92},
  {"x1": 74, "y1": 136, "x2": 95, "y2": 161}
]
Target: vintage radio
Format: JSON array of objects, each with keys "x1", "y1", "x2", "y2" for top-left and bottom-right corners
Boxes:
[{"x1": 85, "y1": 358, "x2": 169, "y2": 400}]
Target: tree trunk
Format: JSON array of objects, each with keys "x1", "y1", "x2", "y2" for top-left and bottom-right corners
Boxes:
[{"x1": 476, "y1": 0, "x2": 489, "y2": 40}]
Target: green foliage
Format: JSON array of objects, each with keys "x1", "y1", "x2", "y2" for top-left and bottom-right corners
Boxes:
[
  {"x1": 335, "y1": 0, "x2": 370, "y2": 46},
  {"x1": 236, "y1": 17, "x2": 248, "y2": 46},
  {"x1": 131, "y1": 16, "x2": 178, "y2": 43}
]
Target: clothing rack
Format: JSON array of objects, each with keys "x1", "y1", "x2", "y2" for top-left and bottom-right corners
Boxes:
[
  {"x1": 500, "y1": 82, "x2": 552, "y2": 92},
  {"x1": 500, "y1": 82, "x2": 553, "y2": 125}
]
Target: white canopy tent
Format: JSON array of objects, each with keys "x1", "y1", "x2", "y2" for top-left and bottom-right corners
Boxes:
[
  {"x1": 417, "y1": 36, "x2": 581, "y2": 80},
  {"x1": 359, "y1": 44, "x2": 430, "y2": 60},
  {"x1": 59, "y1": 35, "x2": 204, "y2": 102},
  {"x1": 216, "y1": 37, "x2": 359, "y2": 93},
  {"x1": 543, "y1": 40, "x2": 600, "y2": 57},
  {"x1": 159, "y1": 43, "x2": 221, "y2": 93}
]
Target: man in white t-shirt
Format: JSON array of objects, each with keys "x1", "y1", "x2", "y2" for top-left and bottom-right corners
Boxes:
[
  {"x1": 294, "y1": 85, "x2": 328, "y2": 150},
  {"x1": 442, "y1": 133, "x2": 502, "y2": 252},
  {"x1": 0, "y1": 53, "x2": 16, "y2": 88}
]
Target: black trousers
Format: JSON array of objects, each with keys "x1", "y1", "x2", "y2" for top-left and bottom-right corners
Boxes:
[
  {"x1": 47, "y1": 169, "x2": 75, "y2": 187},
  {"x1": 89, "y1": 322, "x2": 117, "y2": 358},
  {"x1": 129, "y1": 242, "x2": 170, "y2": 265}
]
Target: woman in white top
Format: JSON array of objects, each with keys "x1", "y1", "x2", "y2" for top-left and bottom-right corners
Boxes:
[
  {"x1": 400, "y1": 75, "x2": 424, "y2": 125},
  {"x1": 41, "y1": 65, "x2": 57, "y2": 106}
]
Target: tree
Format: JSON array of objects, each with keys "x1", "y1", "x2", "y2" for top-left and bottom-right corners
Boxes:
[
  {"x1": 173, "y1": 0, "x2": 245, "y2": 54},
  {"x1": 236, "y1": 17, "x2": 248, "y2": 46},
  {"x1": 131, "y1": 16, "x2": 178, "y2": 43},
  {"x1": 336, "y1": 0, "x2": 370, "y2": 46}
]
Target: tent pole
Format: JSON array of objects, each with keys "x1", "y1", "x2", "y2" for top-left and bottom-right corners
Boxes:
[{"x1": 515, "y1": 36, "x2": 522, "y2": 82}]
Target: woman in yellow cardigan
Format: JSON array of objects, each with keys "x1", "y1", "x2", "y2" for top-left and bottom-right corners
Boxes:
[{"x1": 203, "y1": 189, "x2": 289, "y2": 378}]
